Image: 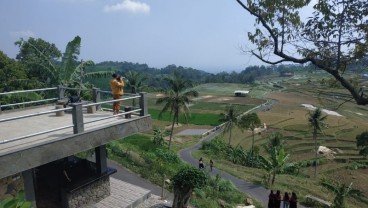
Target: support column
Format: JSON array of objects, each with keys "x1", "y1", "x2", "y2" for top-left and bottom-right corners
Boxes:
[
  {"x1": 58, "y1": 85, "x2": 65, "y2": 100},
  {"x1": 139, "y1": 92, "x2": 148, "y2": 116},
  {"x1": 21, "y1": 169, "x2": 37, "y2": 208},
  {"x1": 95, "y1": 145, "x2": 107, "y2": 175},
  {"x1": 92, "y1": 88, "x2": 101, "y2": 111},
  {"x1": 71, "y1": 103, "x2": 84, "y2": 134}
]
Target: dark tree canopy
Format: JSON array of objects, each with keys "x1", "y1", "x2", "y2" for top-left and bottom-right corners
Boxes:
[{"x1": 236, "y1": 0, "x2": 368, "y2": 105}]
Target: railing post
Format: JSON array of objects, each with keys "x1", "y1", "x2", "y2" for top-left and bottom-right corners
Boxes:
[
  {"x1": 139, "y1": 92, "x2": 148, "y2": 116},
  {"x1": 71, "y1": 103, "x2": 84, "y2": 134},
  {"x1": 0, "y1": 103, "x2": 2, "y2": 114},
  {"x1": 58, "y1": 85, "x2": 65, "y2": 100},
  {"x1": 92, "y1": 87, "x2": 101, "y2": 111}
]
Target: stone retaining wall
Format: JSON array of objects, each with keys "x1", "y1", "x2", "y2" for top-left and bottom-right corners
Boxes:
[
  {"x1": 0, "y1": 174, "x2": 24, "y2": 201},
  {"x1": 63, "y1": 176, "x2": 110, "y2": 208}
]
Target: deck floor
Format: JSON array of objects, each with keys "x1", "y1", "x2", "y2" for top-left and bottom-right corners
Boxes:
[{"x1": 0, "y1": 105, "x2": 134, "y2": 156}]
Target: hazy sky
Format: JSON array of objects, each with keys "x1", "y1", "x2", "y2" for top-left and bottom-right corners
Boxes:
[{"x1": 0, "y1": 0, "x2": 265, "y2": 73}]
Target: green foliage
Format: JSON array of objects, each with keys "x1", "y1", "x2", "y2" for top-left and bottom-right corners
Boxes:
[
  {"x1": 0, "y1": 191, "x2": 32, "y2": 208},
  {"x1": 153, "y1": 148, "x2": 180, "y2": 164},
  {"x1": 192, "y1": 174, "x2": 245, "y2": 208},
  {"x1": 152, "y1": 128, "x2": 167, "y2": 146},
  {"x1": 149, "y1": 109, "x2": 221, "y2": 126},
  {"x1": 321, "y1": 179, "x2": 363, "y2": 208},
  {"x1": 171, "y1": 166, "x2": 207, "y2": 190},
  {"x1": 356, "y1": 131, "x2": 368, "y2": 158}
]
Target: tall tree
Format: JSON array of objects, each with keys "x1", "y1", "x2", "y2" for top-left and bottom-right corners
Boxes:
[
  {"x1": 171, "y1": 166, "x2": 207, "y2": 208},
  {"x1": 239, "y1": 112, "x2": 261, "y2": 166},
  {"x1": 156, "y1": 71, "x2": 198, "y2": 150},
  {"x1": 219, "y1": 105, "x2": 243, "y2": 145},
  {"x1": 16, "y1": 36, "x2": 111, "y2": 90},
  {"x1": 308, "y1": 108, "x2": 327, "y2": 178},
  {"x1": 235, "y1": 0, "x2": 368, "y2": 105},
  {"x1": 0, "y1": 51, "x2": 29, "y2": 92},
  {"x1": 356, "y1": 131, "x2": 368, "y2": 158},
  {"x1": 15, "y1": 37, "x2": 61, "y2": 85}
]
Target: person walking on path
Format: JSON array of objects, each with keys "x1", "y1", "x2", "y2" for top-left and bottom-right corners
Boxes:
[
  {"x1": 209, "y1": 159, "x2": 214, "y2": 172},
  {"x1": 268, "y1": 190, "x2": 275, "y2": 208},
  {"x1": 283, "y1": 192, "x2": 290, "y2": 208},
  {"x1": 110, "y1": 73, "x2": 125, "y2": 115},
  {"x1": 289, "y1": 192, "x2": 298, "y2": 208},
  {"x1": 275, "y1": 190, "x2": 282, "y2": 208},
  {"x1": 199, "y1": 157, "x2": 204, "y2": 169}
]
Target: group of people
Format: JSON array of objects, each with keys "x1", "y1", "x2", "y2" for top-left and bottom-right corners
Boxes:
[
  {"x1": 110, "y1": 73, "x2": 125, "y2": 115},
  {"x1": 198, "y1": 157, "x2": 214, "y2": 172},
  {"x1": 268, "y1": 190, "x2": 298, "y2": 208}
]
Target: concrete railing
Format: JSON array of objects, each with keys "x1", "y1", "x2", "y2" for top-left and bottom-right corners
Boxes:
[{"x1": 0, "y1": 86, "x2": 148, "y2": 144}]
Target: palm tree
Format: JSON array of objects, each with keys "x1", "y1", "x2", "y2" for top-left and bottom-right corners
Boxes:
[
  {"x1": 125, "y1": 70, "x2": 147, "y2": 106},
  {"x1": 156, "y1": 71, "x2": 198, "y2": 150},
  {"x1": 308, "y1": 108, "x2": 327, "y2": 178},
  {"x1": 239, "y1": 113, "x2": 261, "y2": 166},
  {"x1": 321, "y1": 179, "x2": 362, "y2": 208},
  {"x1": 219, "y1": 105, "x2": 242, "y2": 145},
  {"x1": 260, "y1": 147, "x2": 289, "y2": 187}
]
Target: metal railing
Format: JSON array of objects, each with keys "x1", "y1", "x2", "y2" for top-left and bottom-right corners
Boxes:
[
  {"x1": 0, "y1": 86, "x2": 148, "y2": 144},
  {"x1": 0, "y1": 87, "x2": 58, "y2": 110}
]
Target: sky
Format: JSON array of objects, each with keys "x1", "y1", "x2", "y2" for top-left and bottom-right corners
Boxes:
[{"x1": 0, "y1": 0, "x2": 266, "y2": 73}]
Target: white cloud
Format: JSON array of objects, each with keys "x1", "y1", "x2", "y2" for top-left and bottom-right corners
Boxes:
[
  {"x1": 103, "y1": 0, "x2": 150, "y2": 14},
  {"x1": 9, "y1": 30, "x2": 36, "y2": 39}
]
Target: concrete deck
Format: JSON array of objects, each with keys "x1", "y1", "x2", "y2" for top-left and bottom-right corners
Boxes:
[
  {"x1": 1, "y1": 105, "x2": 132, "y2": 155},
  {"x1": 0, "y1": 105, "x2": 152, "y2": 179}
]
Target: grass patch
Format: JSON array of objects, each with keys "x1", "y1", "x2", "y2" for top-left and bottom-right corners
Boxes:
[{"x1": 149, "y1": 108, "x2": 221, "y2": 126}]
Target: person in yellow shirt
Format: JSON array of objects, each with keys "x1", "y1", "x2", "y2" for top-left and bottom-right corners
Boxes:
[{"x1": 110, "y1": 73, "x2": 125, "y2": 115}]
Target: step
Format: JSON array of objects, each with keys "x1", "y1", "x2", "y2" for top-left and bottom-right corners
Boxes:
[{"x1": 89, "y1": 177, "x2": 151, "y2": 208}]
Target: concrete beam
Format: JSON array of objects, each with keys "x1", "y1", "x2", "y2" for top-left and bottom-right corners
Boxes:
[{"x1": 0, "y1": 116, "x2": 151, "y2": 179}]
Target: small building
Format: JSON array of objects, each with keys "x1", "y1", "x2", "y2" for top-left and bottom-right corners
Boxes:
[{"x1": 234, "y1": 90, "x2": 249, "y2": 97}]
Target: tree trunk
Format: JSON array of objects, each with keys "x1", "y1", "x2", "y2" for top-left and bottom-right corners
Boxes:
[
  {"x1": 314, "y1": 129, "x2": 318, "y2": 178},
  {"x1": 251, "y1": 129, "x2": 255, "y2": 167},
  {"x1": 172, "y1": 186, "x2": 192, "y2": 208},
  {"x1": 168, "y1": 115, "x2": 176, "y2": 150},
  {"x1": 271, "y1": 171, "x2": 276, "y2": 186},
  {"x1": 161, "y1": 174, "x2": 165, "y2": 199}
]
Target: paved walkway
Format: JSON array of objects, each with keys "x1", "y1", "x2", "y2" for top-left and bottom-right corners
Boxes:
[{"x1": 179, "y1": 129, "x2": 307, "y2": 208}]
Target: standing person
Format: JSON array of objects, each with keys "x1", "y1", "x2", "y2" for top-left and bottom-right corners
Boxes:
[
  {"x1": 268, "y1": 190, "x2": 275, "y2": 208},
  {"x1": 275, "y1": 190, "x2": 282, "y2": 208},
  {"x1": 110, "y1": 73, "x2": 125, "y2": 115},
  {"x1": 199, "y1": 157, "x2": 204, "y2": 169},
  {"x1": 283, "y1": 192, "x2": 290, "y2": 208},
  {"x1": 209, "y1": 159, "x2": 214, "y2": 172},
  {"x1": 289, "y1": 192, "x2": 298, "y2": 208}
]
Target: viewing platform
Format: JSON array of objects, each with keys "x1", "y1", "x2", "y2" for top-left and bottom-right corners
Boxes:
[{"x1": 0, "y1": 86, "x2": 152, "y2": 208}]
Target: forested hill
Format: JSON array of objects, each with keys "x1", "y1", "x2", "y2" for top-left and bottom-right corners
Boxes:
[{"x1": 87, "y1": 61, "x2": 288, "y2": 89}]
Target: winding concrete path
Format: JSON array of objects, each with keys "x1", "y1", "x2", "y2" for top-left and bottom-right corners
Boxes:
[{"x1": 179, "y1": 99, "x2": 307, "y2": 208}]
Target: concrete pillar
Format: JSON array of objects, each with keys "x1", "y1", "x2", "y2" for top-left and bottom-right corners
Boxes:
[
  {"x1": 58, "y1": 85, "x2": 65, "y2": 100},
  {"x1": 71, "y1": 103, "x2": 84, "y2": 134},
  {"x1": 92, "y1": 88, "x2": 101, "y2": 111},
  {"x1": 95, "y1": 145, "x2": 107, "y2": 175},
  {"x1": 21, "y1": 169, "x2": 37, "y2": 208},
  {"x1": 139, "y1": 92, "x2": 148, "y2": 116}
]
